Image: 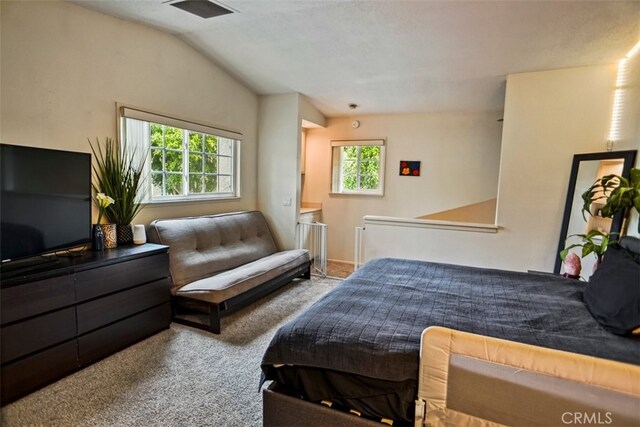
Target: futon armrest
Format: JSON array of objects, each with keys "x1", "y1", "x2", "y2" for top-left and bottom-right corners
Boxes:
[{"x1": 416, "y1": 327, "x2": 640, "y2": 427}]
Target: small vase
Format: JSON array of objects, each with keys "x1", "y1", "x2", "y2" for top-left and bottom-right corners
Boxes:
[
  {"x1": 117, "y1": 224, "x2": 134, "y2": 245},
  {"x1": 100, "y1": 224, "x2": 117, "y2": 249},
  {"x1": 92, "y1": 224, "x2": 104, "y2": 252},
  {"x1": 133, "y1": 224, "x2": 147, "y2": 244}
]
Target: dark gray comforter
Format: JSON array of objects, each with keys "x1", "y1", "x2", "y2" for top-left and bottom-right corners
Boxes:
[{"x1": 262, "y1": 258, "x2": 640, "y2": 384}]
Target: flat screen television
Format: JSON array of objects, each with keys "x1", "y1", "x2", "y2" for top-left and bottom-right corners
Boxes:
[{"x1": 1, "y1": 144, "x2": 92, "y2": 263}]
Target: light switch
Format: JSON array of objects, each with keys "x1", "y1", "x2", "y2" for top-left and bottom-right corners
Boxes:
[{"x1": 283, "y1": 198, "x2": 292, "y2": 206}]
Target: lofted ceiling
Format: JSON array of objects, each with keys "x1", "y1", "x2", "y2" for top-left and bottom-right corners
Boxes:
[{"x1": 70, "y1": 0, "x2": 640, "y2": 117}]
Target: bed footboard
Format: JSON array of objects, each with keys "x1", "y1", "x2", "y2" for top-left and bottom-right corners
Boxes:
[{"x1": 417, "y1": 327, "x2": 640, "y2": 427}]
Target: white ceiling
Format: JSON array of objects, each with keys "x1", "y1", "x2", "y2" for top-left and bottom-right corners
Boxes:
[{"x1": 70, "y1": 0, "x2": 640, "y2": 117}]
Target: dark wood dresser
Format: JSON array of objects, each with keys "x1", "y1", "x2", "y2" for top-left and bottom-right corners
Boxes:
[{"x1": 0, "y1": 243, "x2": 171, "y2": 405}]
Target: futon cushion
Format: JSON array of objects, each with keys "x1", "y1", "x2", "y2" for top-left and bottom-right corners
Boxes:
[
  {"x1": 175, "y1": 249, "x2": 309, "y2": 304},
  {"x1": 148, "y1": 211, "x2": 278, "y2": 289},
  {"x1": 584, "y1": 245, "x2": 640, "y2": 336}
]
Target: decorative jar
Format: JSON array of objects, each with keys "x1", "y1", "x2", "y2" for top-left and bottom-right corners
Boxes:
[{"x1": 100, "y1": 224, "x2": 117, "y2": 249}]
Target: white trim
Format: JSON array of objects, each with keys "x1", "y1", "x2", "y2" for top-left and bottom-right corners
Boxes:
[
  {"x1": 329, "y1": 191, "x2": 384, "y2": 197},
  {"x1": 142, "y1": 195, "x2": 240, "y2": 205},
  {"x1": 331, "y1": 138, "x2": 385, "y2": 147},
  {"x1": 363, "y1": 215, "x2": 499, "y2": 233},
  {"x1": 120, "y1": 105, "x2": 242, "y2": 140},
  {"x1": 331, "y1": 144, "x2": 386, "y2": 195}
]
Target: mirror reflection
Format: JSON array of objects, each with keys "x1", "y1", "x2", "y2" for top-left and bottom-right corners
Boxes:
[
  {"x1": 555, "y1": 150, "x2": 636, "y2": 279},
  {"x1": 562, "y1": 160, "x2": 624, "y2": 278}
]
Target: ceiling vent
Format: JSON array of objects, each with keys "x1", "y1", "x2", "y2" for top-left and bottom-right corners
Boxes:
[{"x1": 169, "y1": 0, "x2": 233, "y2": 19}]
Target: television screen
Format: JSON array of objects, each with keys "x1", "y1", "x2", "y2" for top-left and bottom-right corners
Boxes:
[{"x1": 1, "y1": 144, "x2": 92, "y2": 261}]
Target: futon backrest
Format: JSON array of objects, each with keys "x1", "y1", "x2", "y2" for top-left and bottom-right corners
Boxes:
[{"x1": 148, "y1": 211, "x2": 278, "y2": 289}]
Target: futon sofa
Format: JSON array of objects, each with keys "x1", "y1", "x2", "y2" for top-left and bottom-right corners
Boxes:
[{"x1": 148, "y1": 211, "x2": 310, "y2": 333}]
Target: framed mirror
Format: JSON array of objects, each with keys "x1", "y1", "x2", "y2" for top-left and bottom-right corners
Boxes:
[{"x1": 554, "y1": 150, "x2": 637, "y2": 276}]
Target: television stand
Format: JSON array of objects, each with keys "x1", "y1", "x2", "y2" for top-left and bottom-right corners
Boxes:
[
  {"x1": 0, "y1": 244, "x2": 171, "y2": 405},
  {"x1": 0, "y1": 255, "x2": 61, "y2": 277}
]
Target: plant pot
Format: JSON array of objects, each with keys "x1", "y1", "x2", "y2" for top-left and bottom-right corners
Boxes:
[
  {"x1": 117, "y1": 224, "x2": 133, "y2": 245},
  {"x1": 100, "y1": 224, "x2": 117, "y2": 249}
]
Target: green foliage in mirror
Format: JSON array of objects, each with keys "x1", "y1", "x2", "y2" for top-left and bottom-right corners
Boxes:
[
  {"x1": 581, "y1": 168, "x2": 640, "y2": 232},
  {"x1": 560, "y1": 230, "x2": 611, "y2": 263}
]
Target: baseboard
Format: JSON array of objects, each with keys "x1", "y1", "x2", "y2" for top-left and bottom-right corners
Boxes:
[{"x1": 327, "y1": 259, "x2": 354, "y2": 266}]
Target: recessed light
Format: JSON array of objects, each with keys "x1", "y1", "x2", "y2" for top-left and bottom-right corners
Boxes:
[{"x1": 170, "y1": 0, "x2": 233, "y2": 19}]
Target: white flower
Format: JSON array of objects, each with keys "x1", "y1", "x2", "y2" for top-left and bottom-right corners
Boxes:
[{"x1": 96, "y1": 193, "x2": 115, "y2": 209}]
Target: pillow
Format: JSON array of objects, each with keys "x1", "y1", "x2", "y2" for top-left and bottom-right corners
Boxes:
[
  {"x1": 584, "y1": 245, "x2": 640, "y2": 336},
  {"x1": 619, "y1": 236, "x2": 640, "y2": 263}
]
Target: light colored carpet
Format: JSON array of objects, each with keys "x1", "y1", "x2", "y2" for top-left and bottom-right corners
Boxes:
[{"x1": 1, "y1": 277, "x2": 340, "y2": 427}]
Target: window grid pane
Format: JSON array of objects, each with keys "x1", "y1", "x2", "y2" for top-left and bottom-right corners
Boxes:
[
  {"x1": 337, "y1": 145, "x2": 382, "y2": 193},
  {"x1": 142, "y1": 122, "x2": 237, "y2": 199}
]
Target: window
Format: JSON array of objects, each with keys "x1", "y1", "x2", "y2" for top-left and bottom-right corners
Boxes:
[
  {"x1": 119, "y1": 106, "x2": 241, "y2": 202},
  {"x1": 331, "y1": 139, "x2": 385, "y2": 195}
]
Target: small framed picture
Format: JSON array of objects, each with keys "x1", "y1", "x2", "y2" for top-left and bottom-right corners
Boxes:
[{"x1": 399, "y1": 161, "x2": 421, "y2": 176}]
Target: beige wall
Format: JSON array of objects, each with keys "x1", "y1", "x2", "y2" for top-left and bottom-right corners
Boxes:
[
  {"x1": 617, "y1": 48, "x2": 640, "y2": 237},
  {"x1": 366, "y1": 63, "x2": 638, "y2": 272},
  {"x1": 494, "y1": 64, "x2": 620, "y2": 270},
  {"x1": 419, "y1": 199, "x2": 497, "y2": 224},
  {"x1": 0, "y1": 0, "x2": 259, "y2": 226},
  {"x1": 257, "y1": 93, "x2": 326, "y2": 250},
  {"x1": 257, "y1": 94, "x2": 300, "y2": 249},
  {"x1": 304, "y1": 112, "x2": 503, "y2": 262},
  {"x1": 299, "y1": 95, "x2": 327, "y2": 129}
]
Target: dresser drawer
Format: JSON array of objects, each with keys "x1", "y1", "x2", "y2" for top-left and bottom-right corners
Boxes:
[
  {"x1": 1, "y1": 339, "x2": 77, "y2": 405},
  {"x1": 0, "y1": 274, "x2": 74, "y2": 325},
  {"x1": 76, "y1": 253, "x2": 170, "y2": 302},
  {"x1": 78, "y1": 302, "x2": 171, "y2": 366},
  {"x1": 1, "y1": 307, "x2": 76, "y2": 364},
  {"x1": 77, "y1": 278, "x2": 171, "y2": 335}
]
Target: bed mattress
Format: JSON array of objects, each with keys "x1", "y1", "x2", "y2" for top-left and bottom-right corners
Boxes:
[{"x1": 261, "y1": 258, "x2": 640, "y2": 423}]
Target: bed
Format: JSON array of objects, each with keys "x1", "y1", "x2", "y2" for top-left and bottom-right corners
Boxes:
[{"x1": 260, "y1": 242, "x2": 640, "y2": 426}]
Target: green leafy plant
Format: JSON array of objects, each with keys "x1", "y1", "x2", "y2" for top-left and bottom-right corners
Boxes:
[
  {"x1": 581, "y1": 168, "x2": 640, "y2": 232},
  {"x1": 560, "y1": 230, "x2": 612, "y2": 264},
  {"x1": 89, "y1": 137, "x2": 145, "y2": 225}
]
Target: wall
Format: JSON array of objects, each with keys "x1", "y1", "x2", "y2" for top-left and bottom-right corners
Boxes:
[
  {"x1": 494, "y1": 64, "x2": 621, "y2": 270},
  {"x1": 257, "y1": 94, "x2": 300, "y2": 249},
  {"x1": 0, "y1": 0, "x2": 259, "y2": 226},
  {"x1": 616, "y1": 47, "x2": 640, "y2": 237},
  {"x1": 257, "y1": 93, "x2": 326, "y2": 250},
  {"x1": 304, "y1": 112, "x2": 503, "y2": 262},
  {"x1": 419, "y1": 198, "x2": 497, "y2": 224},
  {"x1": 366, "y1": 63, "x2": 638, "y2": 272}
]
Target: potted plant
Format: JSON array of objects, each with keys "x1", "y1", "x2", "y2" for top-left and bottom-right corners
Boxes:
[
  {"x1": 93, "y1": 192, "x2": 116, "y2": 250},
  {"x1": 560, "y1": 230, "x2": 612, "y2": 274},
  {"x1": 581, "y1": 168, "x2": 640, "y2": 233},
  {"x1": 89, "y1": 137, "x2": 145, "y2": 245}
]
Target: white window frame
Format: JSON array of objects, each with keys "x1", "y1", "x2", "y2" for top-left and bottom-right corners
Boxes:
[
  {"x1": 118, "y1": 105, "x2": 242, "y2": 203},
  {"x1": 331, "y1": 139, "x2": 386, "y2": 196}
]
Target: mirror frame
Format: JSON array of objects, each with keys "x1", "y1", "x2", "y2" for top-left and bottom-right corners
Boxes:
[{"x1": 554, "y1": 150, "x2": 637, "y2": 274}]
